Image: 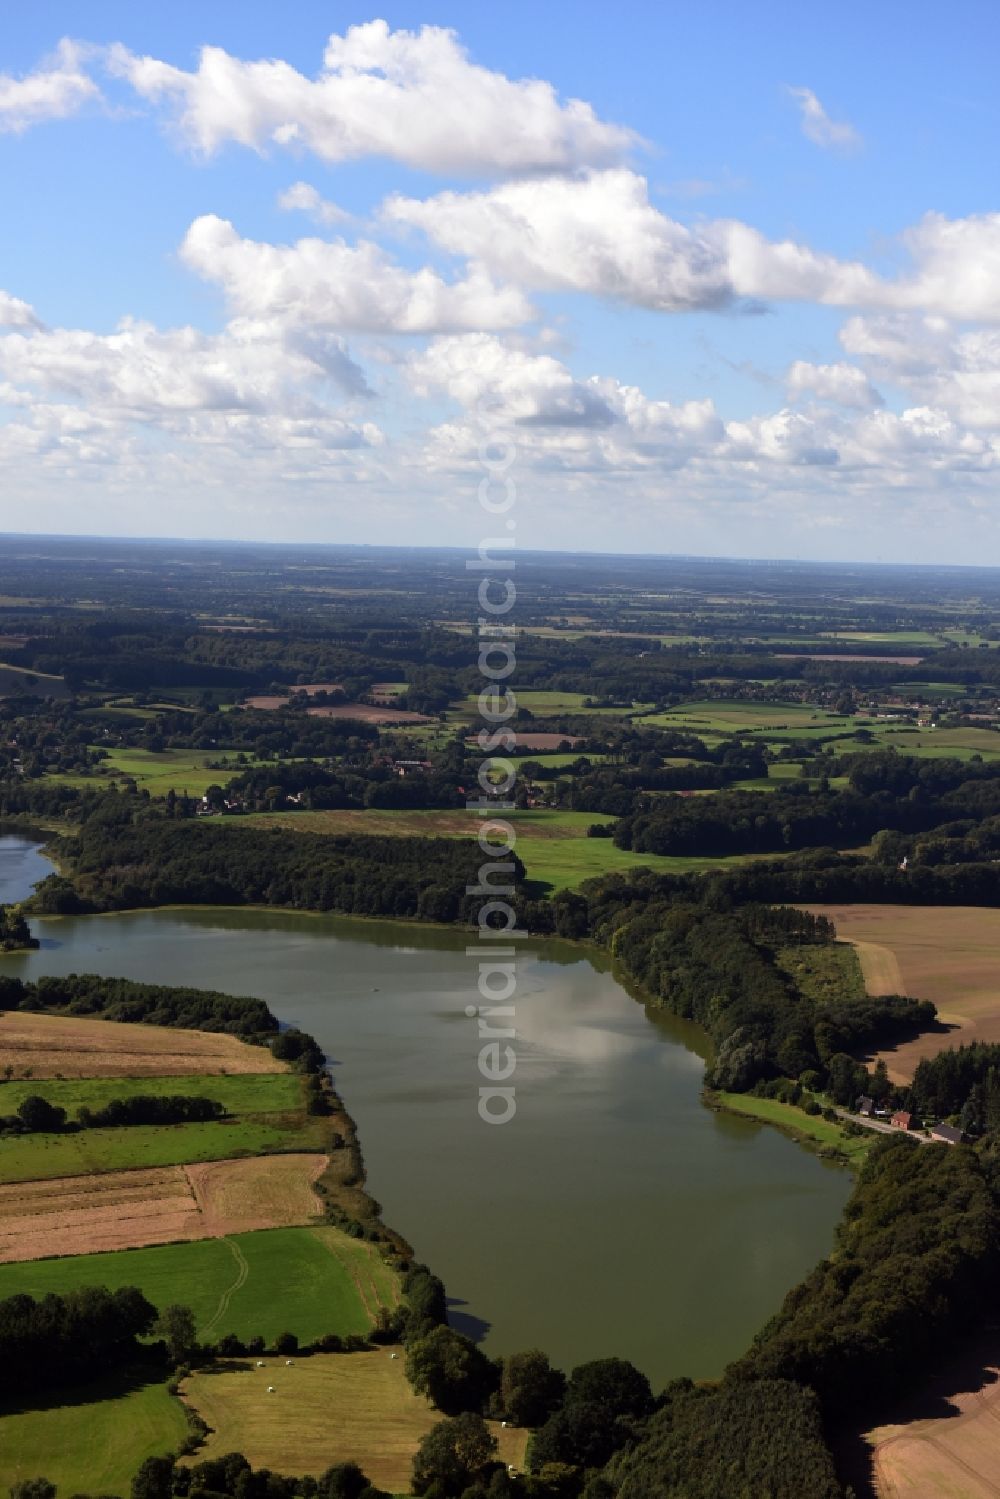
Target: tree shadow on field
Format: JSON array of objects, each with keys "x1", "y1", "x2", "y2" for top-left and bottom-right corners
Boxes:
[
  {"x1": 195, "y1": 1358, "x2": 254, "y2": 1375},
  {"x1": 0, "y1": 1360, "x2": 169, "y2": 1419},
  {"x1": 834, "y1": 1326, "x2": 1000, "y2": 1499},
  {"x1": 446, "y1": 1297, "x2": 491, "y2": 1344}
]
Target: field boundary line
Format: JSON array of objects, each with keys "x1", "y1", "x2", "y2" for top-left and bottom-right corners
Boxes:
[{"x1": 315, "y1": 1230, "x2": 377, "y2": 1321}]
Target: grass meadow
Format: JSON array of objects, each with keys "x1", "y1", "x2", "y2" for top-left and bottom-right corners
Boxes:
[
  {"x1": 0, "y1": 1377, "x2": 187, "y2": 1495},
  {"x1": 0, "y1": 1072, "x2": 303, "y2": 1116},
  {"x1": 0, "y1": 1224, "x2": 397, "y2": 1342},
  {"x1": 0, "y1": 1114, "x2": 327, "y2": 1183}
]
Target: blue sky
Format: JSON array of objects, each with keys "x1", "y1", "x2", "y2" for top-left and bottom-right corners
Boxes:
[{"x1": 2, "y1": 2, "x2": 1000, "y2": 561}]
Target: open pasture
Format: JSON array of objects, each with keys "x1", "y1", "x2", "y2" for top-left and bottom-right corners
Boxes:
[
  {"x1": 0, "y1": 1153, "x2": 327, "y2": 1262},
  {"x1": 0, "y1": 1224, "x2": 397, "y2": 1342},
  {"x1": 636, "y1": 699, "x2": 861, "y2": 737},
  {"x1": 804, "y1": 904, "x2": 1000, "y2": 1081},
  {"x1": 182, "y1": 1352, "x2": 527, "y2": 1493},
  {"x1": 0, "y1": 1011, "x2": 285, "y2": 1079},
  {"x1": 872, "y1": 724, "x2": 1000, "y2": 760},
  {"x1": 0, "y1": 1070, "x2": 301, "y2": 1116},
  {"x1": 0, "y1": 1377, "x2": 187, "y2": 1496},
  {"x1": 0, "y1": 1110, "x2": 326, "y2": 1184},
  {"x1": 72, "y1": 747, "x2": 277, "y2": 797},
  {"x1": 238, "y1": 804, "x2": 756, "y2": 889}
]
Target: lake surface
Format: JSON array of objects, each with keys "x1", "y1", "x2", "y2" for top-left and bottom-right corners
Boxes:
[
  {"x1": 0, "y1": 834, "x2": 52, "y2": 905},
  {"x1": 2, "y1": 869, "x2": 853, "y2": 1387}
]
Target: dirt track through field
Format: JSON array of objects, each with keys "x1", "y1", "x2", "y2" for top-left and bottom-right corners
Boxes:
[
  {"x1": 203, "y1": 1238, "x2": 250, "y2": 1337},
  {"x1": 0, "y1": 1012, "x2": 286, "y2": 1078},
  {"x1": 0, "y1": 1153, "x2": 328, "y2": 1261}
]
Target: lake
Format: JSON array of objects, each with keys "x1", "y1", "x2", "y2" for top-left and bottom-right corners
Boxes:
[
  {"x1": 0, "y1": 833, "x2": 52, "y2": 907},
  {"x1": 1, "y1": 845, "x2": 852, "y2": 1387}
]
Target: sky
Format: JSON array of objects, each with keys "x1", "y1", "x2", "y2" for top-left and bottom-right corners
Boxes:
[{"x1": 2, "y1": 2, "x2": 1000, "y2": 563}]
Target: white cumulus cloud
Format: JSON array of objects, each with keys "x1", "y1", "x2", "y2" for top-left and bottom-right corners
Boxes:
[
  {"x1": 787, "y1": 360, "x2": 883, "y2": 409},
  {"x1": 180, "y1": 214, "x2": 532, "y2": 333},
  {"x1": 0, "y1": 39, "x2": 100, "y2": 134},
  {"x1": 108, "y1": 19, "x2": 637, "y2": 176}
]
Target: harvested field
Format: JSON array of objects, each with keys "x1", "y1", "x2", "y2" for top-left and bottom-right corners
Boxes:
[
  {"x1": 851, "y1": 1329, "x2": 1000, "y2": 1499},
  {"x1": 186, "y1": 1153, "x2": 326, "y2": 1236},
  {"x1": 245, "y1": 685, "x2": 343, "y2": 709},
  {"x1": 0, "y1": 1154, "x2": 327, "y2": 1262},
  {"x1": 181, "y1": 1353, "x2": 528, "y2": 1491},
  {"x1": 0, "y1": 1012, "x2": 286, "y2": 1078},
  {"x1": 805, "y1": 904, "x2": 1000, "y2": 1082},
  {"x1": 306, "y1": 702, "x2": 429, "y2": 723},
  {"x1": 510, "y1": 732, "x2": 583, "y2": 750}
]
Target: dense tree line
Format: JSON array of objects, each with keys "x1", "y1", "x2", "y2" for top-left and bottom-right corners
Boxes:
[
  {"x1": 0, "y1": 972, "x2": 277, "y2": 1039},
  {"x1": 729, "y1": 1136, "x2": 1000, "y2": 1415},
  {"x1": 45, "y1": 802, "x2": 525, "y2": 924},
  {"x1": 128, "y1": 1451, "x2": 388, "y2": 1499},
  {"x1": 76, "y1": 1094, "x2": 227, "y2": 1129},
  {"x1": 609, "y1": 1377, "x2": 842, "y2": 1499},
  {"x1": 906, "y1": 1043, "x2": 1000, "y2": 1129},
  {"x1": 612, "y1": 766, "x2": 1000, "y2": 860},
  {"x1": 0, "y1": 1286, "x2": 157, "y2": 1399},
  {"x1": 540, "y1": 877, "x2": 935, "y2": 1093}
]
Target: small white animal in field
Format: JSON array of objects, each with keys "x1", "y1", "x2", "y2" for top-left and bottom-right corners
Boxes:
[
  {"x1": 390, "y1": 1352, "x2": 398, "y2": 1360},
  {"x1": 286, "y1": 1359, "x2": 294, "y2": 1366},
  {"x1": 267, "y1": 1386, "x2": 276, "y2": 1393},
  {"x1": 501, "y1": 1420, "x2": 507, "y2": 1428},
  {"x1": 256, "y1": 1360, "x2": 265, "y2": 1367}
]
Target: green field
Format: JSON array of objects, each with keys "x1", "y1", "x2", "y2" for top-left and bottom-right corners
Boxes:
[
  {"x1": 713, "y1": 1092, "x2": 872, "y2": 1166},
  {"x1": 0, "y1": 1072, "x2": 303, "y2": 1115},
  {"x1": 238, "y1": 805, "x2": 750, "y2": 890},
  {"x1": 0, "y1": 1114, "x2": 326, "y2": 1183},
  {"x1": 870, "y1": 725, "x2": 1000, "y2": 759},
  {"x1": 0, "y1": 1225, "x2": 398, "y2": 1342},
  {"x1": 0, "y1": 1377, "x2": 187, "y2": 1495},
  {"x1": 49, "y1": 746, "x2": 282, "y2": 797},
  {"x1": 820, "y1": 629, "x2": 941, "y2": 646},
  {"x1": 449, "y1": 688, "x2": 650, "y2": 721},
  {"x1": 636, "y1": 700, "x2": 863, "y2": 738}
]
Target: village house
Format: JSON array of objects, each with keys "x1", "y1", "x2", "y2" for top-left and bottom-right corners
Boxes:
[
  {"x1": 930, "y1": 1123, "x2": 965, "y2": 1146},
  {"x1": 891, "y1": 1110, "x2": 913, "y2": 1131},
  {"x1": 855, "y1": 1095, "x2": 875, "y2": 1117}
]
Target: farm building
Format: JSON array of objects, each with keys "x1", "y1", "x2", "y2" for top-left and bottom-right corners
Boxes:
[
  {"x1": 930, "y1": 1123, "x2": 965, "y2": 1145},
  {"x1": 891, "y1": 1110, "x2": 913, "y2": 1131},
  {"x1": 856, "y1": 1095, "x2": 874, "y2": 1116}
]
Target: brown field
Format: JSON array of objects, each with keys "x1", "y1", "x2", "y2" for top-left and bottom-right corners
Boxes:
[
  {"x1": 306, "y1": 703, "x2": 429, "y2": 723},
  {"x1": 805, "y1": 904, "x2": 1000, "y2": 1082},
  {"x1": 186, "y1": 1153, "x2": 326, "y2": 1236},
  {"x1": 244, "y1": 695, "x2": 293, "y2": 710},
  {"x1": 182, "y1": 1352, "x2": 528, "y2": 1492},
  {"x1": 0, "y1": 1013, "x2": 287, "y2": 1079},
  {"x1": 0, "y1": 1153, "x2": 327, "y2": 1261},
  {"x1": 245, "y1": 685, "x2": 344, "y2": 709},
  {"x1": 242, "y1": 695, "x2": 429, "y2": 723},
  {"x1": 510, "y1": 732, "x2": 583, "y2": 750},
  {"x1": 852, "y1": 1330, "x2": 1000, "y2": 1499}
]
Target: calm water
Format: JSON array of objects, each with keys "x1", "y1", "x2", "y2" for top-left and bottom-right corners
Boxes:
[
  {"x1": 2, "y1": 864, "x2": 852, "y2": 1387},
  {"x1": 0, "y1": 834, "x2": 51, "y2": 905}
]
